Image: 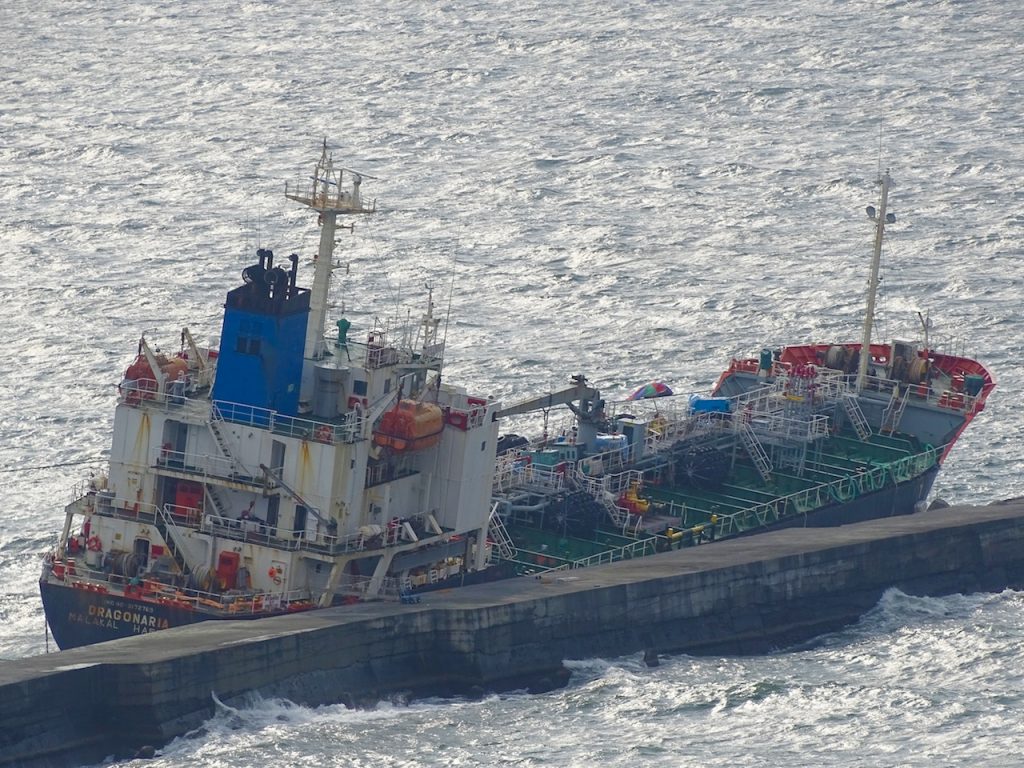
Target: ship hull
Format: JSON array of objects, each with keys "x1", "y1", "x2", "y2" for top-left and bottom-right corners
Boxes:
[
  {"x1": 752, "y1": 463, "x2": 939, "y2": 532},
  {"x1": 40, "y1": 581, "x2": 216, "y2": 650},
  {"x1": 42, "y1": 467, "x2": 937, "y2": 650}
]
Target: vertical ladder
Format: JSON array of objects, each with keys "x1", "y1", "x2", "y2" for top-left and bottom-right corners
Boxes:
[
  {"x1": 775, "y1": 443, "x2": 807, "y2": 475},
  {"x1": 881, "y1": 387, "x2": 910, "y2": 434},
  {"x1": 487, "y1": 503, "x2": 517, "y2": 560},
  {"x1": 739, "y1": 423, "x2": 773, "y2": 481},
  {"x1": 842, "y1": 393, "x2": 872, "y2": 441}
]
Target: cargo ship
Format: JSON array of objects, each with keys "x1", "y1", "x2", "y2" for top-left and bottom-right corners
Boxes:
[{"x1": 40, "y1": 150, "x2": 994, "y2": 650}]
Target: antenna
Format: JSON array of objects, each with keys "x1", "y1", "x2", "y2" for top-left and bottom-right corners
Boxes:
[
  {"x1": 917, "y1": 310, "x2": 931, "y2": 352},
  {"x1": 439, "y1": 266, "x2": 456, "y2": 380},
  {"x1": 877, "y1": 125, "x2": 883, "y2": 179}
]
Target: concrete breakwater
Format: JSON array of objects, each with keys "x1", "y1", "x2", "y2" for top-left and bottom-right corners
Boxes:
[{"x1": 3, "y1": 498, "x2": 1024, "y2": 767}]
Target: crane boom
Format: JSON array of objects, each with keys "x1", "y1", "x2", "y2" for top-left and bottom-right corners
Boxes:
[{"x1": 496, "y1": 375, "x2": 599, "y2": 419}]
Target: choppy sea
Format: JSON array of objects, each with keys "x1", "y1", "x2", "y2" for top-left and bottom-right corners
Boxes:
[{"x1": 2, "y1": 1, "x2": 1023, "y2": 765}]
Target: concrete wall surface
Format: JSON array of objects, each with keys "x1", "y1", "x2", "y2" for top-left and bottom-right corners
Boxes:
[{"x1": 2, "y1": 499, "x2": 1024, "y2": 767}]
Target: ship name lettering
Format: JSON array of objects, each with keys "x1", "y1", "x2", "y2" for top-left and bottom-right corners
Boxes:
[{"x1": 83, "y1": 604, "x2": 169, "y2": 629}]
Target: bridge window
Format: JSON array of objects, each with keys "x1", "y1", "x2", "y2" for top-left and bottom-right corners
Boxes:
[{"x1": 235, "y1": 319, "x2": 263, "y2": 356}]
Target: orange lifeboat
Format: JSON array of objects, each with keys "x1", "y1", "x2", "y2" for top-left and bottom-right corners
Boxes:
[
  {"x1": 161, "y1": 356, "x2": 189, "y2": 382},
  {"x1": 124, "y1": 352, "x2": 188, "y2": 381},
  {"x1": 374, "y1": 400, "x2": 444, "y2": 452},
  {"x1": 124, "y1": 354, "x2": 154, "y2": 382}
]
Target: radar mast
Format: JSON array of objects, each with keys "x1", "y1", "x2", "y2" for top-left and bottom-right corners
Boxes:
[{"x1": 285, "y1": 140, "x2": 376, "y2": 360}]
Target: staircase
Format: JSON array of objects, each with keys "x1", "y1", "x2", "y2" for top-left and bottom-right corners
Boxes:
[
  {"x1": 739, "y1": 423, "x2": 773, "y2": 481},
  {"x1": 208, "y1": 406, "x2": 259, "y2": 481},
  {"x1": 600, "y1": 491, "x2": 636, "y2": 534},
  {"x1": 203, "y1": 486, "x2": 230, "y2": 521},
  {"x1": 880, "y1": 387, "x2": 910, "y2": 434},
  {"x1": 487, "y1": 503, "x2": 517, "y2": 560},
  {"x1": 155, "y1": 506, "x2": 190, "y2": 575},
  {"x1": 842, "y1": 393, "x2": 872, "y2": 441},
  {"x1": 574, "y1": 470, "x2": 633, "y2": 533}
]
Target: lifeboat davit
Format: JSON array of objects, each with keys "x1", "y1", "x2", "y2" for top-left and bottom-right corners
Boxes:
[
  {"x1": 374, "y1": 400, "x2": 444, "y2": 452},
  {"x1": 123, "y1": 354, "x2": 189, "y2": 386}
]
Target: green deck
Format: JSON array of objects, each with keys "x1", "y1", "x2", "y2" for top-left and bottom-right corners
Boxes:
[
  {"x1": 500, "y1": 426, "x2": 939, "y2": 573},
  {"x1": 644, "y1": 427, "x2": 937, "y2": 533},
  {"x1": 504, "y1": 525, "x2": 659, "y2": 572}
]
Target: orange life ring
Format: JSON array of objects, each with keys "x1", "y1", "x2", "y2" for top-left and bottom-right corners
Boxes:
[
  {"x1": 86, "y1": 535, "x2": 103, "y2": 552},
  {"x1": 315, "y1": 425, "x2": 332, "y2": 443}
]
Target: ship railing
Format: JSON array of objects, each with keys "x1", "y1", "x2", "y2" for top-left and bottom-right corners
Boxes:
[
  {"x1": 87, "y1": 493, "x2": 162, "y2": 525},
  {"x1": 332, "y1": 325, "x2": 419, "y2": 370},
  {"x1": 68, "y1": 472, "x2": 111, "y2": 505},
  {"x1": 493, "y1": 451, "x2": 528, "y2": 492},
  {"x1": 161, "y1": 502, "x2": 202, "y2": 527},
  {"x1": 576, "y1": 442, "x2": 634, "y2": 475},
  {"x1": 506, "y1": 536, "x2": 660, "y2": 574},
  {"x1": 596, "y1": 468, "x2": 646, "y2": 497},
  {"x1": 683, "y1": 444, "x2": 942, "y2": 538},
  {"x1": 192, "y1": 364, "x2": 216, "y2": 392},
  {"x1": 89, "y1": 488, "x2": 432, "y2": 560},
  {"x1": 606, "y1": 394, "x2": 690, "y2": 422},
  {"x1": 57, "y1": 562, "x2": 314, "y2": 615},
  {"x1": 332, "y1": 572, "x2": 411, "y2": 600},
  {"x1": 155, "y1": 447, "x2": 258, "y2": 485},
  {"x1": 496, "y1": 462, "x2": 568, "y2": 493},
  {"x1": 495, "y1": 546, "x2": 574, "y2": 572},
  {"x1": 849, "y1": 374, "x2": 899, "y2": 400},
  {"x1": 546, "y1": 415, "x2": 579, "y2": 443},
  {"x1": 329, "y1": 334, "x2": 444, "y2": 371},
  {"x1": 213, "y1": 398, "x2": 366, "y2": 444},
  {"x1": 202, "y1": 512, "x2": 306, "y2": 551},
  {"x1": 118, "y1": 371, "x2": 214, "y2": 409},
  {"x1": 316, "y1": 528, "x2": 368, "y2": 555},
  {"x1": 739, "y1": 412, "x2": 831, "y2": 443},
  {"x1": 207, "y1": 588, "x2": 313, "y2": 616},
  {"x1": 731, "y1": 381, "x2": 783, "y2": 409},
  {"x1": 199, "y1": 511, "x2": 408, "y2": 558},
  {"x1": 809, "y1": 370, "x2": 854, "y2": 404},
  {"x1": 563, "y1": 536, "x2": 659, "y2": 569},
  {"x1": 837, "y1": 372, "x2": 978, "y2": 415},
  {"x1": 571, "y1": 468, "x2": 604, "y2": 498},
  {"x1": 643, "y1": 414, "x2": 691, "y2": 452}
]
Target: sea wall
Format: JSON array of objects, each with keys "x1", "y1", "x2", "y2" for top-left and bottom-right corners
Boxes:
[{"x1": 3, "y1": 499, "x2": 1024, "y2": 768}]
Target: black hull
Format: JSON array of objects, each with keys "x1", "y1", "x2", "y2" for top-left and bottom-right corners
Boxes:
[
  {"x1": 765, "y1": 463, "x2": 940, "y2": 532},
  {"x1": 40, "y1": 582, "x2": 216, "y2": 650}
]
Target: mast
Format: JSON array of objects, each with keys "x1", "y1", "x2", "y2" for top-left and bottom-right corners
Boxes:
[
  {"x1": 420, "y1": 284, "x2": 441, "y2": 353},
  {"x1": 857, "y1": 171, "x2": 892, "y2": 391},
  {"x1": 284, "y1": 140, "x2": 375, "y2": 360}
]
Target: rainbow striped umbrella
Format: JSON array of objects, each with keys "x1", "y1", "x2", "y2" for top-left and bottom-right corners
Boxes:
[{"x1": 628, "y1": 381, "x2": 673, "y2": 400}]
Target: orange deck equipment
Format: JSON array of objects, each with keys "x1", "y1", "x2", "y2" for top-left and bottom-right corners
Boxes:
[{"x1": 374, "y1": 400, "x2": 444, "y2": 452}]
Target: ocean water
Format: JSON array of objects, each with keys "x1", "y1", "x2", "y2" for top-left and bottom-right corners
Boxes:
[{"x1": 1, "y1": 0, "x2": 1023, "y2": 764}]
